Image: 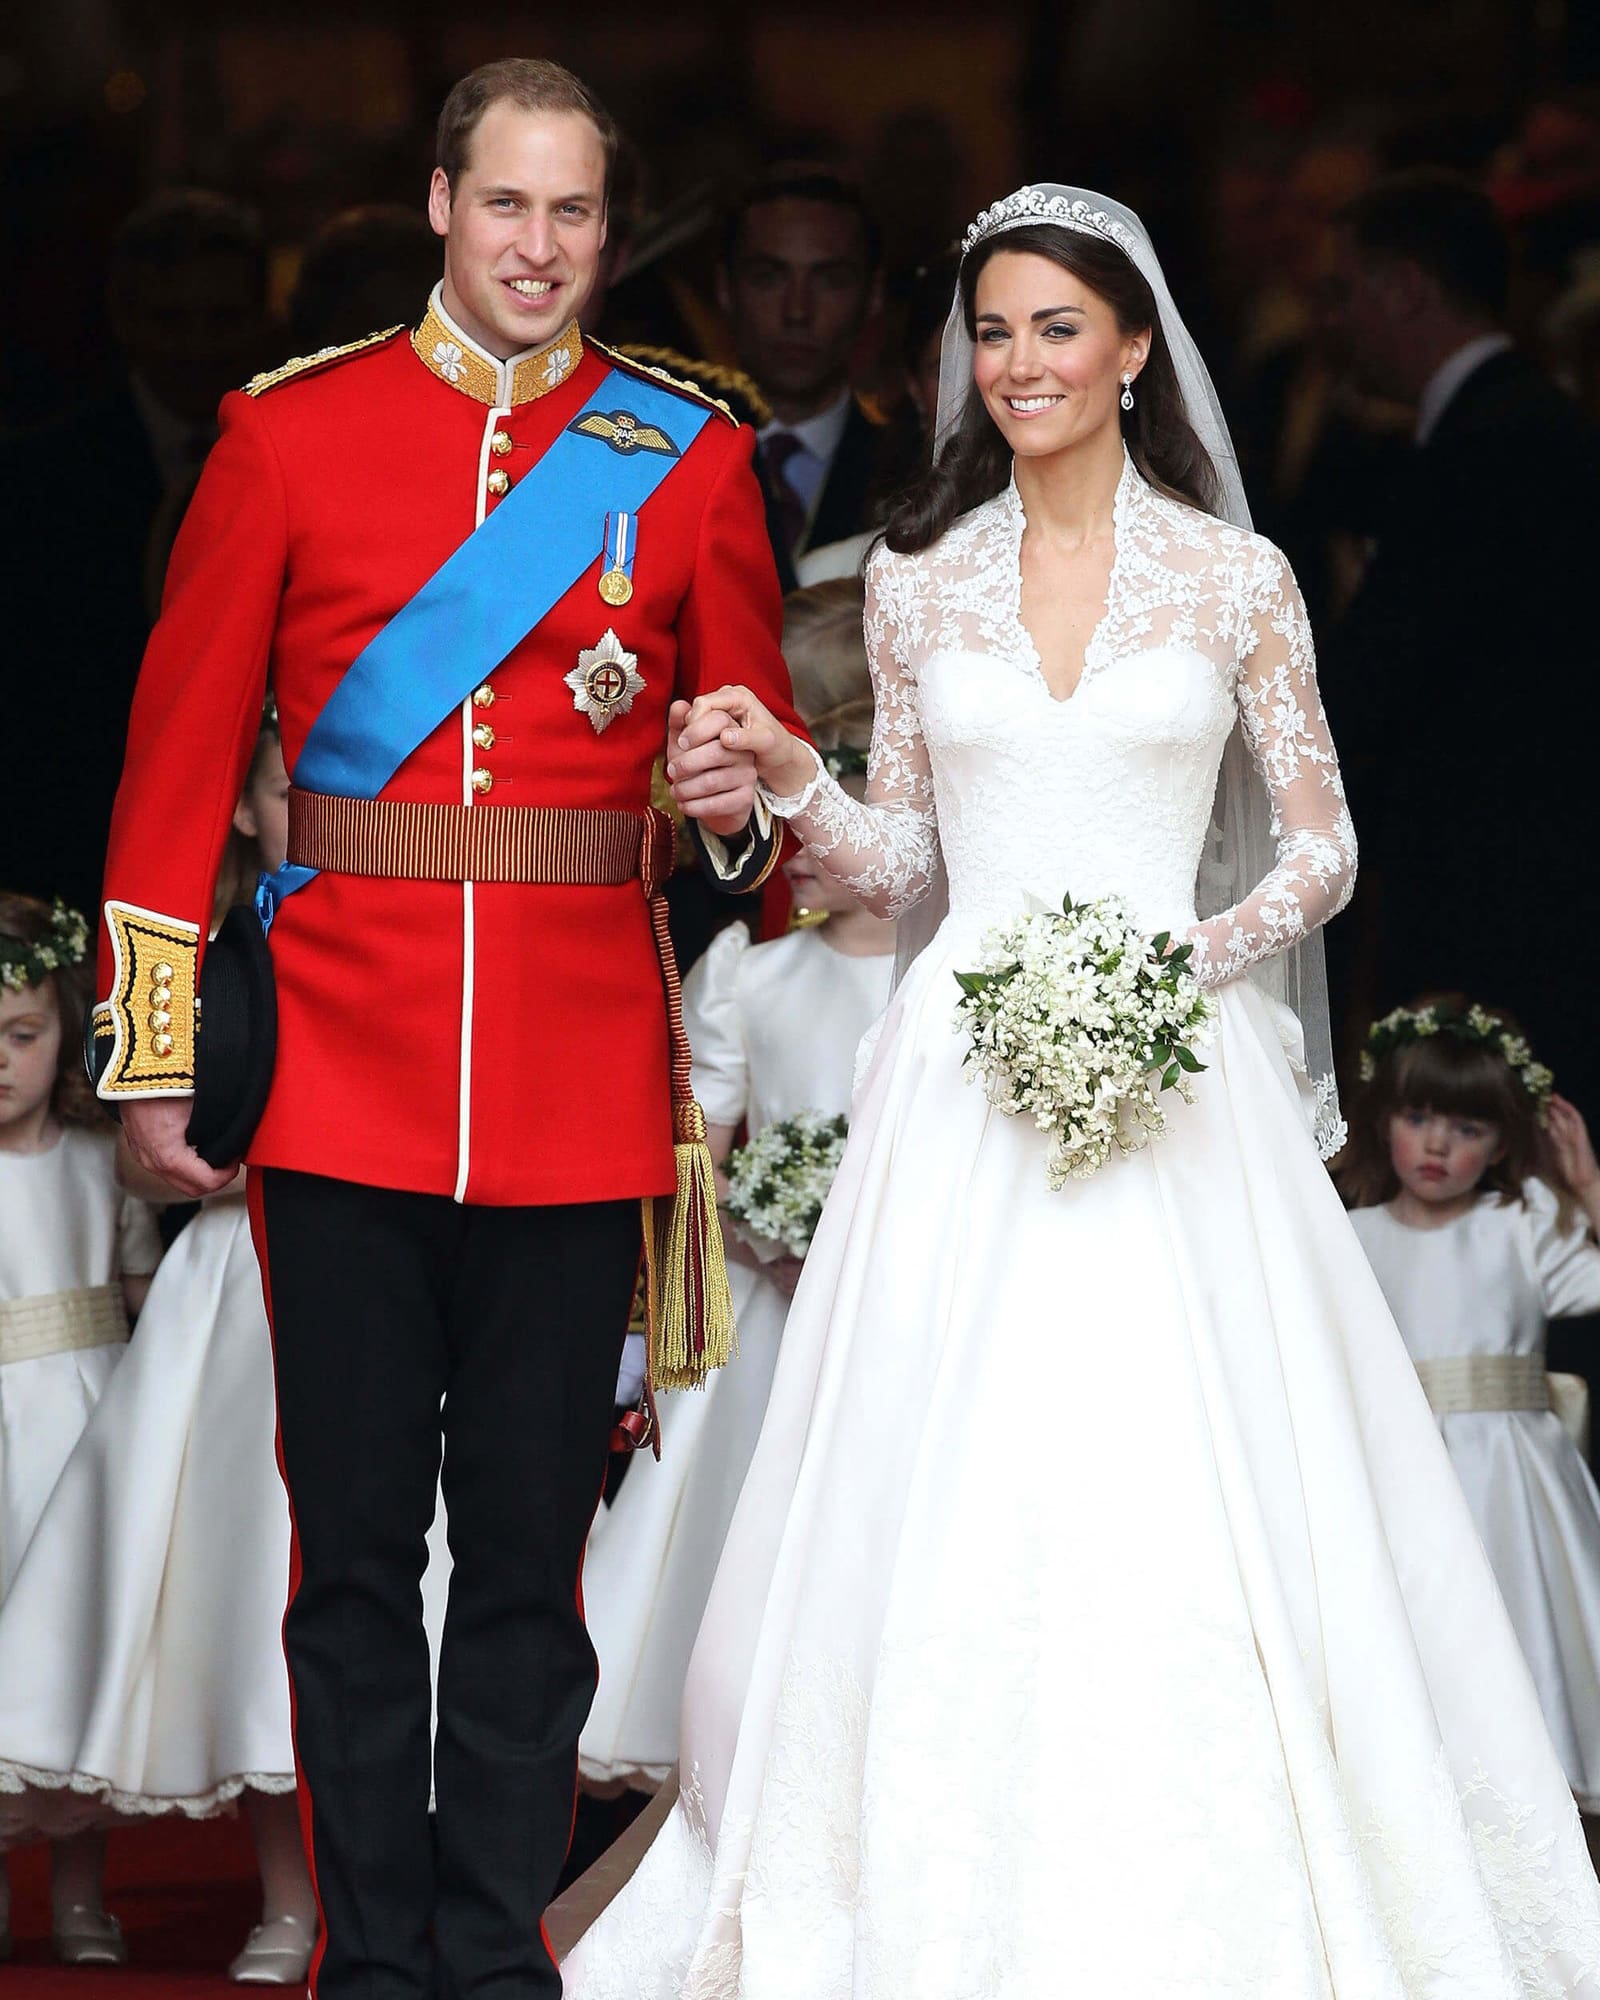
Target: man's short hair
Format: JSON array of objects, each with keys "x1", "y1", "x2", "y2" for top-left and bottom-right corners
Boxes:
[
  {"x1": 1339, "y1": 170, "x2": 1511, "y2": 321},
  {"x1": 435, "y1": 58, "x2": 618, "y2": 199},
  {"x1": 110, "y1": 188, "x2": 266, "y2": 294},
  {"x1": 722, "y1": 169, "x2": 883, "y2": 274}
]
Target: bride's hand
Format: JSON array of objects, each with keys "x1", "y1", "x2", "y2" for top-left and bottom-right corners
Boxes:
[{"x1": 668, "y1": 687, "x2": 816, "y2": 811}]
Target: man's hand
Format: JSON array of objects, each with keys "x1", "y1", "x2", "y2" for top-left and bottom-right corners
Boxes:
[
  {"x1": 121, "y1": 1097, "x2": 238, "y2": 1198},
  {"x1": 666, "y1": 687, "x2": 815, "y2": 834},
  {"x1": 665, "y1": 697, "x2": 758, "y2": 836}
]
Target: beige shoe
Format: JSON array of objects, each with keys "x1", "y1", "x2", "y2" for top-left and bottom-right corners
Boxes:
[
  {"x1": 229, "y1": 1912, "x2": 316, "y2": 1986},
  {"x1": 53, "y1": 1904, "x2": 129, "y2": 1966}
]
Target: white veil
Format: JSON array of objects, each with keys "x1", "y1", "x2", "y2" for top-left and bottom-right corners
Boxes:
[{"x1": 898, "y1": 182, "x2": 1342, "y2": 1153}]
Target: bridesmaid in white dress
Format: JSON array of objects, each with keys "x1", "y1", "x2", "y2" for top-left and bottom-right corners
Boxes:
[
  {"x1": 0, "y1": 893, "x2": 161, "y2": 1968},
  {"x1": 581, "y1": 595, "x2": 896, "y2": 1791},
  {"x1": 562, "y1": 186, "x2": 1600, "y2": 1998},
  {"x1": 1342, "y1": 999, "x2": 1600, "y2": 1812},
  {"x1": 0, "y1": 723, "x2": 319, "y2": 1987}
]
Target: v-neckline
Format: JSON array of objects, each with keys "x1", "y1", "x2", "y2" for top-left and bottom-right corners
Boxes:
[{"x1": 1007, "y1": 453, "x2": 1133, "y2": 707}]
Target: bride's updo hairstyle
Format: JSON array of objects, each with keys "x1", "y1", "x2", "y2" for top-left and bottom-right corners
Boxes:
[{"x1": 883, "y1": 223, "x2": 1222, "y2": 556}]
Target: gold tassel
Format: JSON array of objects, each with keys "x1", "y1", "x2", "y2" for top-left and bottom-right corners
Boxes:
[{"x1": 643, "y1": 1099, "x2": 737, "y2": 1390}]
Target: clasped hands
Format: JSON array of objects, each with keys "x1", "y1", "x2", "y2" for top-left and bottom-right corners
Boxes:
[{"x1": 665, "y1": 687, "x2": 815, "y2": 832}]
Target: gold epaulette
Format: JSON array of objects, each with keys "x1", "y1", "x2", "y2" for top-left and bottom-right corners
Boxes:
[
  {"x1": 243, "y1": 324, "x2": 406, "y2": 398},
  {"x1": 591, "y1": 340, "x2": 742, "y2": 427}
]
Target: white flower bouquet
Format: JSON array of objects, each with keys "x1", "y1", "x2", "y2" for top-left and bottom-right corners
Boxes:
[
  {"x1": 724, "y1": 1111, "x2": 849, "y2": 1258},
  {"x1": 954, "y1": 891, "x2": 1215, "y2": 1187}
]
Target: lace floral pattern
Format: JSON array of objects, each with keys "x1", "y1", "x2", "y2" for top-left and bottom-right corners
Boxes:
[
  {"x1": 762, "y1": 455, "x2": 1357, "y2": 992},
  {"x1": 558, "y1": 455, "x2": 1600, "y2": 2000}
]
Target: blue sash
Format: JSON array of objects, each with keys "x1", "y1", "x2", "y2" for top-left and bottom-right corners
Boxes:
[{"x1": 257, "y1": 365, "x2": 712, "y2": 925}]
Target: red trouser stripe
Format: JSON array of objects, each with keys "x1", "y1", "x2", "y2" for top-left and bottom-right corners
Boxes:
[
  {"x1": 539, "y1": 1455, "x2": 615, "y2": 1979},
  {"x1": 246, "y1": 1174, "x2": 330, "y2": 2000}
]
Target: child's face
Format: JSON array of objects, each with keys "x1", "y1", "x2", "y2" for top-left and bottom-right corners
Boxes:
[
  {"x1": 0, "y1": 980, "x2": 63, "y2": 1133},
  {"x1": 782, "y1": 847, "x2": 863, "y2": 917},
  {"x1": 1388, "y1": 1105, "x2": 1504, "y2": 1207},
  {"x1": 233, "y1": 735, "x2": 291, "y2": 873}
]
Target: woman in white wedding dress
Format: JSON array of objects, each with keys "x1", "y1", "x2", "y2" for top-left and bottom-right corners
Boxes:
[{"x1": 562, "y1": 186, "x2": 1600, "y2": 1998}]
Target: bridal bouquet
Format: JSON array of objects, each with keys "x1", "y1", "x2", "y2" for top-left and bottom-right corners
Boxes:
[
  {"x1": 954, "y1": 892, "x2": 1214, "y2": 1187},
  {"x1": 724, "y1": 1111, "x2": 850, "y2": 1258}
]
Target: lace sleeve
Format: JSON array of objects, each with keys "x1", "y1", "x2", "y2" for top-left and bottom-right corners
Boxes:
[
  {"x1": 759, "y1": 546, "x2": 939, "y2": 919},
  {"x1": 1186, "y1": 547, "x2": 1357, "y2": 989}
]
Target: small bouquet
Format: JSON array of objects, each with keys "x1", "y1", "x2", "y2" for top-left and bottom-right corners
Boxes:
[
  {"x1": 953, "y1": 891, "x2": 1214, "y2": 1188},
  {"x1": 724, "y1": 1111, "x2": 849, "y2": 1258}
]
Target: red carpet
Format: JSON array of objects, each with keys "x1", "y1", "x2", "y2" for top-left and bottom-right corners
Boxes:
[{"x1": 5, "y1": 1814, "x2": 260, "y2": 1996}]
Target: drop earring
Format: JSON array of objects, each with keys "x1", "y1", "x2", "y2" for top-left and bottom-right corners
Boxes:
[{"x1": 1120, "y1": 372, "x2": 1135, "y2": 413}]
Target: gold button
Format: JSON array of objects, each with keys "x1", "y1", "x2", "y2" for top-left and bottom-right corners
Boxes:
[
  {"x1": 490, "y1": 429, "x2": 513, "y2": 456},
  {"x1": 471, "y1": 683, "x2": 496, "y2": 709},
  {"x1": 151, "y1": 1031, "x2": 174, "y2": 1059},
  {"x1": 150, "y1": 984, "x2": 172, "y2": 1008},
  {"x1": 486, "y1": 467, "x2": 510, "y2": 497},
  {"x1": 471, "y1": 767, "x2": 494, "y2": 795},
  {"x1": 472, "y1": 722, "x2": 495, "y2": 751},
  {"x1": 151, "y1": 962, "x2": 174, "y2": 983},
  {"x1": 147, "y1": 1008, "x2": 171, "y2": 1031}
]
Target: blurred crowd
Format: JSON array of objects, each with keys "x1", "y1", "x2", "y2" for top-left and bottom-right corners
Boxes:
[{"x1": 7, "y1": 75, "x2": 1600, "y2": 1085}]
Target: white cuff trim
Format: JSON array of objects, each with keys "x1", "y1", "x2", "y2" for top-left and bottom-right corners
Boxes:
[{"x1": 758, "y1": 743, "x2": 826, "y2": 819}]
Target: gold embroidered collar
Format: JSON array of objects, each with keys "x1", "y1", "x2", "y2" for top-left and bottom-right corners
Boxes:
[{"x1": 413, "y1": 285, "x2": 583, "y2": 406}]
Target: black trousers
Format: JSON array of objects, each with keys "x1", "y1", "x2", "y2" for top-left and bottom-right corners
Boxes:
[{"x1": 252, "y1": 1169, "x2": 637, "y2": 2000}]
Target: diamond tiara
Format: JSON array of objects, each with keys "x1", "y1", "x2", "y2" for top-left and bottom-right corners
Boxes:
[{"x1": 962, "y1": 188, "x2": 1142, "y2": 261}]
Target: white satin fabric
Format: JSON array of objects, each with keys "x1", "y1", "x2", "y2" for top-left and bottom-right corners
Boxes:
[
  {"x1": 0, "y1": 1128, "x2": 159, "y2": 1598},
  {"x1": 1353, "y1": 1187, "x2": 1600, "y2": 1812},
  {"x1": 562, "y1": 496, "x2": 1600, "y2": 1992},
  {"x1": 579, "y1": 923, "x2": 894, "y2": 1789},
  {"x1": 0, "y1": 1195, "x2": 296, "y2": 1840}
]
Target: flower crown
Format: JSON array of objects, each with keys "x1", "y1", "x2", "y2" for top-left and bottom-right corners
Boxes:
[
  {"x1": 0, "y1": 900, "x2": 89, "y2": 995},
  {"x1": 1359, "y1": 1002, "x2": 1554, "y2": 1114},
  {"x1": 962, "y1": 188, "x2": 1142, "y2": 261}
]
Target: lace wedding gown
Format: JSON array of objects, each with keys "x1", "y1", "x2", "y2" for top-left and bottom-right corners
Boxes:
[{"x1": 562, "y1": 457, "x2": 1600, "y2": 1998}]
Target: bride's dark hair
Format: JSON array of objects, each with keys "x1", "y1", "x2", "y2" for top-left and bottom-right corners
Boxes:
[{"x1": 883, "y1": 223, "x2": 1222, "y2": 556}]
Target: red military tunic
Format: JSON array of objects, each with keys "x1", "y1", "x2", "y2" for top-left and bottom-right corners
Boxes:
[{"x1": 96, "y1": 290, "x2": 801, "y2": 1206}]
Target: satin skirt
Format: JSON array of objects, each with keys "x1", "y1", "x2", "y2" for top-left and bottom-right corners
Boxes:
[
  {"x1": 562, "y1": 934, "x2": 1600, "y2": 1999},
  {"x1": 579, "y1": 1260, "x2": 788, "y2": 1790},
  {"x1": 0, "y1": 1199, "x2": 295, "y2": 1842}
]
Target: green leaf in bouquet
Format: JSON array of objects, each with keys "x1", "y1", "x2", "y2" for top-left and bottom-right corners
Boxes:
[
  {"x1": 1162, "y1": 1061, "x2": 1181, "y2": 1090},
  {"x1": 1174, "y1": 1044, "x2": 1204, "y2": 1073},
  {"x1": 1150, "y1": 931, "x2": 1170, "y2": 959},
  {"x1": 1167, "y1": 941, "x2": 1194, "y2": 967},
  {"x1": 1149, "y1": 1040, "x2": 1171, "y2": 1069},
  {"x1": 954, "y1": 970, "x2": 985, "y2": 997},
  {"x1": 1061, "y1": 891, "x2": 1074, "y2": 913}
]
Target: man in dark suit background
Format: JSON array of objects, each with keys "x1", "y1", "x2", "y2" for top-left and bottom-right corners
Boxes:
[
  {"x1": 6, "y1": 190, "x2": 271, "y2": 913},
  {"x1": 1320, "y1": 172, "x2": 1600, "y2": 1118},
  {"x1": 717, "y1": 170, "x2": 895, "y2": 572}
]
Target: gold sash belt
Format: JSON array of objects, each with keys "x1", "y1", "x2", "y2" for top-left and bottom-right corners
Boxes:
[
  {"x1": 0, "y1": 1285, "x2": 130, "y2": 1366},
  {"x1": 1414, "y1": 1353, "x2": 1551, "y2": 1416},
  {"x1": 287, "y1": 789, "x2": 645, "y2": 886}
]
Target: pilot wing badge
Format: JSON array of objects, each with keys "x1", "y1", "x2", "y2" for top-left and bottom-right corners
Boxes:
[{"x1": 568, "y1": 409, "x2": 681, "y2": 458}]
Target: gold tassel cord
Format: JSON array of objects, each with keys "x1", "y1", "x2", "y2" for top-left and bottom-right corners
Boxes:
[{"x1": 644, "y1": 1099, "x2": 737, "y2": 1390}]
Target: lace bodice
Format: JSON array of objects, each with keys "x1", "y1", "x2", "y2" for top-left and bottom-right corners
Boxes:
[{"x1": 765, "y1": 455, "x2": 1356, "y2": 988}]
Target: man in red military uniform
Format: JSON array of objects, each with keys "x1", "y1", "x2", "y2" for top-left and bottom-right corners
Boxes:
[{"x1": 95, "y1": 59, "x2": 801, "y2": 2000}]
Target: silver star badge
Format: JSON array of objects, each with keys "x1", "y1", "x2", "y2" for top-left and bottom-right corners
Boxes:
[{"x1": 566, "y1": 628, "x2": 645, "y2": 734}]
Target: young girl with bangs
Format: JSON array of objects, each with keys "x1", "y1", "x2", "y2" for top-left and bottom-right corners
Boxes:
[
  {"x1": 0, "y1": 716, "x2": 318, "y2": 1986},
  {"x1": 0, "y1": 893, "x2": 162, "y2": 1966},
  {"x1": 1343, "y1": 998, "x2": 1600, "y2": 1811}
]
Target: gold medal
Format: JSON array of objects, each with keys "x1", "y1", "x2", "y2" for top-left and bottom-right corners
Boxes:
[{"x1": 598, "y1": 566, "x2": 634, "y2": 607}]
